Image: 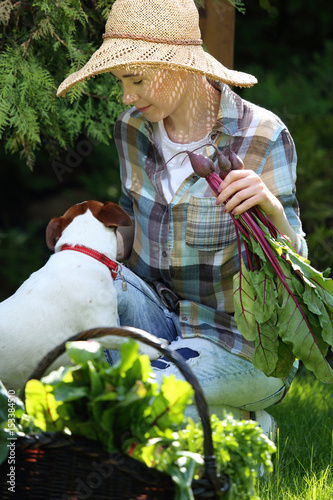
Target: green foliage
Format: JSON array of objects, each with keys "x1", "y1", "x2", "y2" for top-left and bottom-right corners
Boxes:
[
  {"x1": 256, "y1": 371, "x2": 333, "y2": 499},
  {"x1": 132, "y1": 414, "x2": 275, "y2": 500},
  {"x1": 24, "y1": 340, "x2": 194, "y2": 451},
  {"x1": 223, "y1": 0, "x2": 246, "y2": 14},
  {"x1": 0, "y1": 0, "x2": 123, "y2": 167},
  {"x1": 233, "y1": 210, "x2": 333, "y2": 383},
  {"x1": 0, "y1": 0, "x2": 245, "y2": 168},
  {"x1": 21, "y1": 339, "x2": 275, "y2": 498}
]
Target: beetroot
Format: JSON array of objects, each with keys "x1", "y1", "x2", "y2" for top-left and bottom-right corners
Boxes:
[
  {"x1": 187, "y1": 151, "x2": 223, "y2": 194},
  {"x1": 186, "y1": 151, "x2": 215, "y2": 177},
  {"x1": 229, "y1": 151, "x2": 244, "y2": 170},
  {"x1": 216, "y1": 150, "x2": 231, "y2": 178}
]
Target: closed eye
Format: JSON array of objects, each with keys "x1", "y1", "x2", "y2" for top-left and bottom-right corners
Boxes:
[{"x1": 133, "y1": 80, "x2": 142, "y2": 85}]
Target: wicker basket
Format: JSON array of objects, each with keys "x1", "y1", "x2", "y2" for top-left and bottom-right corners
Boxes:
[{"x1": 0, "y1": 326, "x2": 229, "y2": 499}]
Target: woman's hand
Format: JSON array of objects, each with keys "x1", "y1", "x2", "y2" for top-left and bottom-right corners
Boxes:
[
  {"x1": 216, "y1": 169, "x2": 280, "y2": 217},
  {"x1": 216, "y1": 168, "x2": 299, "y2": 249}
]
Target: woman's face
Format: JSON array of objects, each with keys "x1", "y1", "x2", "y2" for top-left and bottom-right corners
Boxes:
[{"x1": 111, "y1": 67, "x2": 189, "y2": 122}]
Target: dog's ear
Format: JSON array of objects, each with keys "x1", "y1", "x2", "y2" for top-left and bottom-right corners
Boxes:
[
  {"x1": 46, "y1": 202, "x2": 91, "y2": 250},
  {"x1": 97, "y1": 202, "x2": 132, "y2": 228},
  {"x1": 46, "y1": 217, "x2": 68, "y2": 250}
]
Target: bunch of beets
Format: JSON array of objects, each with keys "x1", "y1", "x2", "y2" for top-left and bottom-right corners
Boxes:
[{"x1": 187, "y1": 148, "x2": 333, "y2": 384}]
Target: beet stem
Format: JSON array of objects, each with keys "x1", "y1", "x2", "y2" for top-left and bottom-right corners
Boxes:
[{"x1": 202, "y1": 158, "x2": 313, "y2": 332}]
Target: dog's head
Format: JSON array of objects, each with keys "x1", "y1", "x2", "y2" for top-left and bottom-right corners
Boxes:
[{"x1": 46, "y1": 200, "x2": 132, "y2": 251}]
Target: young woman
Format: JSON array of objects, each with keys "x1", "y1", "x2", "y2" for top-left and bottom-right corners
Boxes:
[{"x1": 57, "y1": 0, "x2": 307, "y2": 435}]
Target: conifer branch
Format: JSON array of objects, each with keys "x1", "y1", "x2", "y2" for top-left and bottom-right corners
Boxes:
[
  {"x1": 52, "y1": 30, "x2": 67, "y2": 47},
  {"x1": 0, "y1": 0, "x2": 126, "y2": 167},
  {"x1": 82, "y1": 91, "x2": 107, "y2": 100},
  {"x1": 21, "y1": 33, "x2": 33, "y2": 57}
]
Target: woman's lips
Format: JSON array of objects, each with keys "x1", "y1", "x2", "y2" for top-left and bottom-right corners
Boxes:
[{"x1": 137, "y1": 105, "x2": 151, "y2": 113}]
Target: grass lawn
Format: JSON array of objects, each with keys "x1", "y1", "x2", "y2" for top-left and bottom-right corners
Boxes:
[{"x1": 257, "y1": 367, "x2": 333, "y2": 499}]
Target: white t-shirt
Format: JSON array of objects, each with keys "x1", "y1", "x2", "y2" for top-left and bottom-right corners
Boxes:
[{"x1": 153, "y1": 120, "x2": 210, "y2": 203}]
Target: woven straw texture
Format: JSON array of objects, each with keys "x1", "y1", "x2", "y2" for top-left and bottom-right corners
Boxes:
[{"x1": 57, "y1": 0, "x2": 257, "y2": 97}]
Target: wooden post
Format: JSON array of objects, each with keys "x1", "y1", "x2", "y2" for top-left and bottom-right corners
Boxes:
[{"x1": 199, "y1": 0, "x2": 235, "y2": 69}]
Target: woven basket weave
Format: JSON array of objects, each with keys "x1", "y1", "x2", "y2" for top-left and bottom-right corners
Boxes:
[{"x1": 0, "y1": 326, "x2": 229, "y2": 499}]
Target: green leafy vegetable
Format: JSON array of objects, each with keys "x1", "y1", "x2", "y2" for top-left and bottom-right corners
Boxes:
[
  {"x1": 233, "y1": 211, "x2": 333, "y2": 383},
  {"x1": 21, "y1": 339, "x2": 275, "y2": 498},
  {"x1": 131, "y1": 414, "x2": 276, "y2": 500},
  {"x1": 190, "y1": 149, "x2": 333, "y2": 383}
]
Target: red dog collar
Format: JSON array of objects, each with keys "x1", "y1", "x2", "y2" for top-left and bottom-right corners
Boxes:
[{"x1": 60, "y1": 244, "x2": 119, "y2": 280}]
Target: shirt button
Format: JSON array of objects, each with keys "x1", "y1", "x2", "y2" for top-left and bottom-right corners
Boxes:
[{"x1": 162, "y1": 251, "x2": 168, "y2": 257}]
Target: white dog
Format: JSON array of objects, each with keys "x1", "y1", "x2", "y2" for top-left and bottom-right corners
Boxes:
[{"x1": 0, "y1": 200, "x2": 162, "y2": 391}]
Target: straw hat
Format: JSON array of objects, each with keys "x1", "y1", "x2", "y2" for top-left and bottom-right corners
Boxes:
[{"x1": 56, "y1": 0, "x2": 257, "y2": 97}]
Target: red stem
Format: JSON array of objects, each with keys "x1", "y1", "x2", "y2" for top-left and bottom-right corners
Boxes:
[
  {"x1": 202, "y1": 153, "x2": 316, "y2": 345},
  {"x1": 239, "y1": 211, "x2": 313, "y2": 327},
  {"x1": 250, "y1": 206, "x2": 277, "y2": 239}
]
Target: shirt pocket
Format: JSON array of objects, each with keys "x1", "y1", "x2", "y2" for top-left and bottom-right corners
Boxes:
[{"x1": 186, "y1": 196, "x2": 236, "y2": 251}]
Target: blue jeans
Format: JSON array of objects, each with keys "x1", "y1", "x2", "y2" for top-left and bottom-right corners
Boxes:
[{"x1": 111, "y1": 266, "x2": 292, "y2": 411}]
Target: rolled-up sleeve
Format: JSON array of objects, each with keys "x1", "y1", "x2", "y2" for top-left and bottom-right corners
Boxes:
[{"x1": 260, "y1": 128, "x2": 307, "y2": 257}]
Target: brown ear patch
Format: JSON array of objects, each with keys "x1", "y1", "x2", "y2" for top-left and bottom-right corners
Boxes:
[
  {"x1": 46, "y1": 217, "x2": 69, "y2": 250},
  {"x1": 95, "y1": 201, "x2": 132, "y2": 228},
  {"x1": 45, "y1": 200, "x2": 132, "y2": 250},
  {"x1": 45, "y1": 201, "x2": 91, "y2": 250}
]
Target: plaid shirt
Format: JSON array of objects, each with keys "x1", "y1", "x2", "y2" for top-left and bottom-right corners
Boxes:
[{"x1": 114, "y1": 84, "x2": 307, "y2": 364}]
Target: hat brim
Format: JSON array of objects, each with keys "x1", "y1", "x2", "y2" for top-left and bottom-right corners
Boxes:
[{"x1": 56, "y1": 38, "x2": 257, "y2": 97}]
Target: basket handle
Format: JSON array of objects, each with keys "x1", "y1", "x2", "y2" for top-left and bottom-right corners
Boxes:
[{"x1": 22, "y1": 326, "x2": 222, "y2": 497}]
